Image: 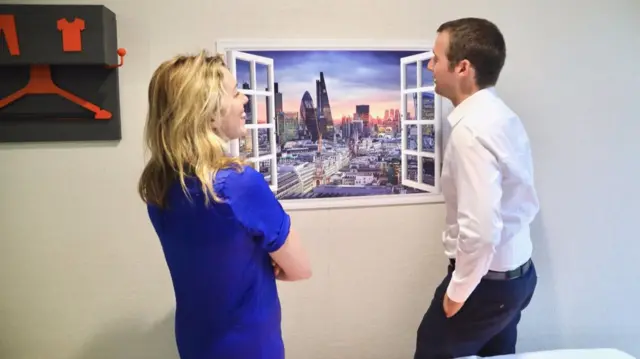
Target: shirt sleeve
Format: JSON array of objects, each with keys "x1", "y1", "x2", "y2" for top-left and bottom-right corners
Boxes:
[
  {"x1": 446, "y1": 128, "x2": 504, "y2": 303},
  {"x1": 215, "y1": 166, "x2": 291, "y2": 253}
]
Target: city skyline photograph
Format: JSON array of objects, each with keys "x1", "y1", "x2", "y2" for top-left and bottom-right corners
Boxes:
[
  {"x1": 235, "y1": 50, "x2": 434, "y2": 122},
  {"x1": 229, "y1": 49, "x2": 438, "y2": 200}
]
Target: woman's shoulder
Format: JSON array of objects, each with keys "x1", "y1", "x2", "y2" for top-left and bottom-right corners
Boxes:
[
  {"x1": 149, "y1": 165, "x2": 263, "y2": 209},
  {"x1": 215, "y1": 164, "x2": 259, "y2": 180},
  {"x1": 214, "y1": 164, "x2": 264, "y2": 197}
]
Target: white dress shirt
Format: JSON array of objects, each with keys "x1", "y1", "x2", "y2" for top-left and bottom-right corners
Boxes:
[{"x1": 441, "y1": 87, "x2": 540, "y2": 303}]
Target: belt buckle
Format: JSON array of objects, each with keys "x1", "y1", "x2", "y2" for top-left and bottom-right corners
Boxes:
[
  {"x1": 505, "y1": 268, "x2": 520, "y2": 280},
  {"x1": 505, "y1": 259, "x2": 530, "y2": 280}
]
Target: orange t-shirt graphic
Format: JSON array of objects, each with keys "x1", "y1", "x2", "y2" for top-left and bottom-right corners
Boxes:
[{"x1": 57, "y1": 18, "x2": 85, "y2": 52}]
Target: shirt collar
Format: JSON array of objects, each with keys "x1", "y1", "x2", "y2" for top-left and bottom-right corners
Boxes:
[{"x1": 447, "y1": 87, "x2": 497, "y2": 127}]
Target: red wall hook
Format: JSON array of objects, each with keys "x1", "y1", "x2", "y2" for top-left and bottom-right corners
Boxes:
[{"x1": 106, "y1": 48, "x2": 126, "y2": 69}]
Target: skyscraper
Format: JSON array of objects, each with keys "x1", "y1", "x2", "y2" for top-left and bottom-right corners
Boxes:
[
  {"x1": 356, "y1": 105, "x2": 370, "y2": 137},
  {"x1": 300, "y1": 91, "x2": 323, "y2": 142},
  {"x1": 242, "y1": 82, "x2": 251, "y2": 124},
  {"x1": 315, "y1": 72, "x2": 334, "y2": 137},
  {"x1": 266, "y1": 82, "x2": 284, "y2": 144}
]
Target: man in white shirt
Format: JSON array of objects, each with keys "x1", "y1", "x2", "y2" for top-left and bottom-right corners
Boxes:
[{"x1": 413, "y1": 18, "x2": 540, "y2": 359}]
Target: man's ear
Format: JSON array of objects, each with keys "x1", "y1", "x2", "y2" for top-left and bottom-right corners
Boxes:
[{"x1": 456, "y1": 59, "x2": 472, "y2": 76}]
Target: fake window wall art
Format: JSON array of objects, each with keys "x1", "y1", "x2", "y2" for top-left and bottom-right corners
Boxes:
[{"x1": 229, "y1": 49, "x2": 439, "y2": 200}]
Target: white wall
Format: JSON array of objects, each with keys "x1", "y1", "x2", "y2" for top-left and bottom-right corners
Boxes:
[{"x1": 1, "y1": 0, "x2": 639, "y2": 358}]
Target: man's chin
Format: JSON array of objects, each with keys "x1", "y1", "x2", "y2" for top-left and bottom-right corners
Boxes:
[{"x1": 434, "y1": 85, "x2": 450, "y2": 100}]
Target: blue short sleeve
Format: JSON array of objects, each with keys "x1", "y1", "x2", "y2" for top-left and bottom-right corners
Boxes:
[{"x1": 214, "y1": 166, "x2": 291, "y2": 252}]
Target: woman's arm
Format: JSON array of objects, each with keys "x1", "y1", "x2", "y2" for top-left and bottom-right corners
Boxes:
[
  {"x1": 270, "y1": 228, "x2": 311, "y2": 281},
  {"x1": 216, "y1": 166, "x2": 311, "y2": 281}
]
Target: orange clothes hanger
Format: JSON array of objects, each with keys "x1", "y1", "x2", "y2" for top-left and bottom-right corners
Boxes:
[{"x1": 0, "y1": 48, "x2": 127, "y2": 120}]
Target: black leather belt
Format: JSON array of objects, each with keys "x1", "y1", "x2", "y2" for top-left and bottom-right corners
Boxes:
[{"x1": 448, "y1": 258, "x2": 532, "y2": 280}]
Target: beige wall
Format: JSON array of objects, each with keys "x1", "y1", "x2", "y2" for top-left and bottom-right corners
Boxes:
[{"x1": 1, "y1": 0, "x2": 639, "y2": 358}]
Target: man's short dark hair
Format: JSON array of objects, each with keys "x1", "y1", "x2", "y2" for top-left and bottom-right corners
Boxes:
[{"x1": 437, "y1": 18, "x2": 506, "y2": 88}]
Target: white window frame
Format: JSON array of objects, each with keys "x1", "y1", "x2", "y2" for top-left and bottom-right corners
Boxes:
[
  {"x1": 226, "y1": 51, "x2": 278, "y2": 192},
  {"x1": 400, "y1": 51, "x2": 441, "y2": 193},
  {"x1": 216, "y1": 39, "x2": 445, "y2": 211}
]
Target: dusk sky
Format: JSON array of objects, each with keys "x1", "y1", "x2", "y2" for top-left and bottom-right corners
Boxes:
[{"x1": 234, "y1": 50, "x2": 434, "y2": 123}]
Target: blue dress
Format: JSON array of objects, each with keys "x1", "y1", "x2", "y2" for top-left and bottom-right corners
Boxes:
[{"x1": 147, "y1": 165, "x2": 290, "y2": 359}]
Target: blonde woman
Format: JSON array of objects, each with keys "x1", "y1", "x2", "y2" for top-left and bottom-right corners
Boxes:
[{"x1": 138, "y1": 52, "x2": 311, "y2": 359}]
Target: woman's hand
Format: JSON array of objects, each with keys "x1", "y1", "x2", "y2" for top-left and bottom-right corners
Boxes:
[{"x1": 272, "y1": 260, "x2": 282, "y2": 277}]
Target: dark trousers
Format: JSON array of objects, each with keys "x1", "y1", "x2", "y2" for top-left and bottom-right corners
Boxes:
[{"x1": 414, "y1": 261, "x2": 537, "y2": 359}]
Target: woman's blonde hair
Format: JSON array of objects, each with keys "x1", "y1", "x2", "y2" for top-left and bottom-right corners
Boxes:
[{"x1": 138, "y1": 51, "x2": 244, "y2": 208}]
